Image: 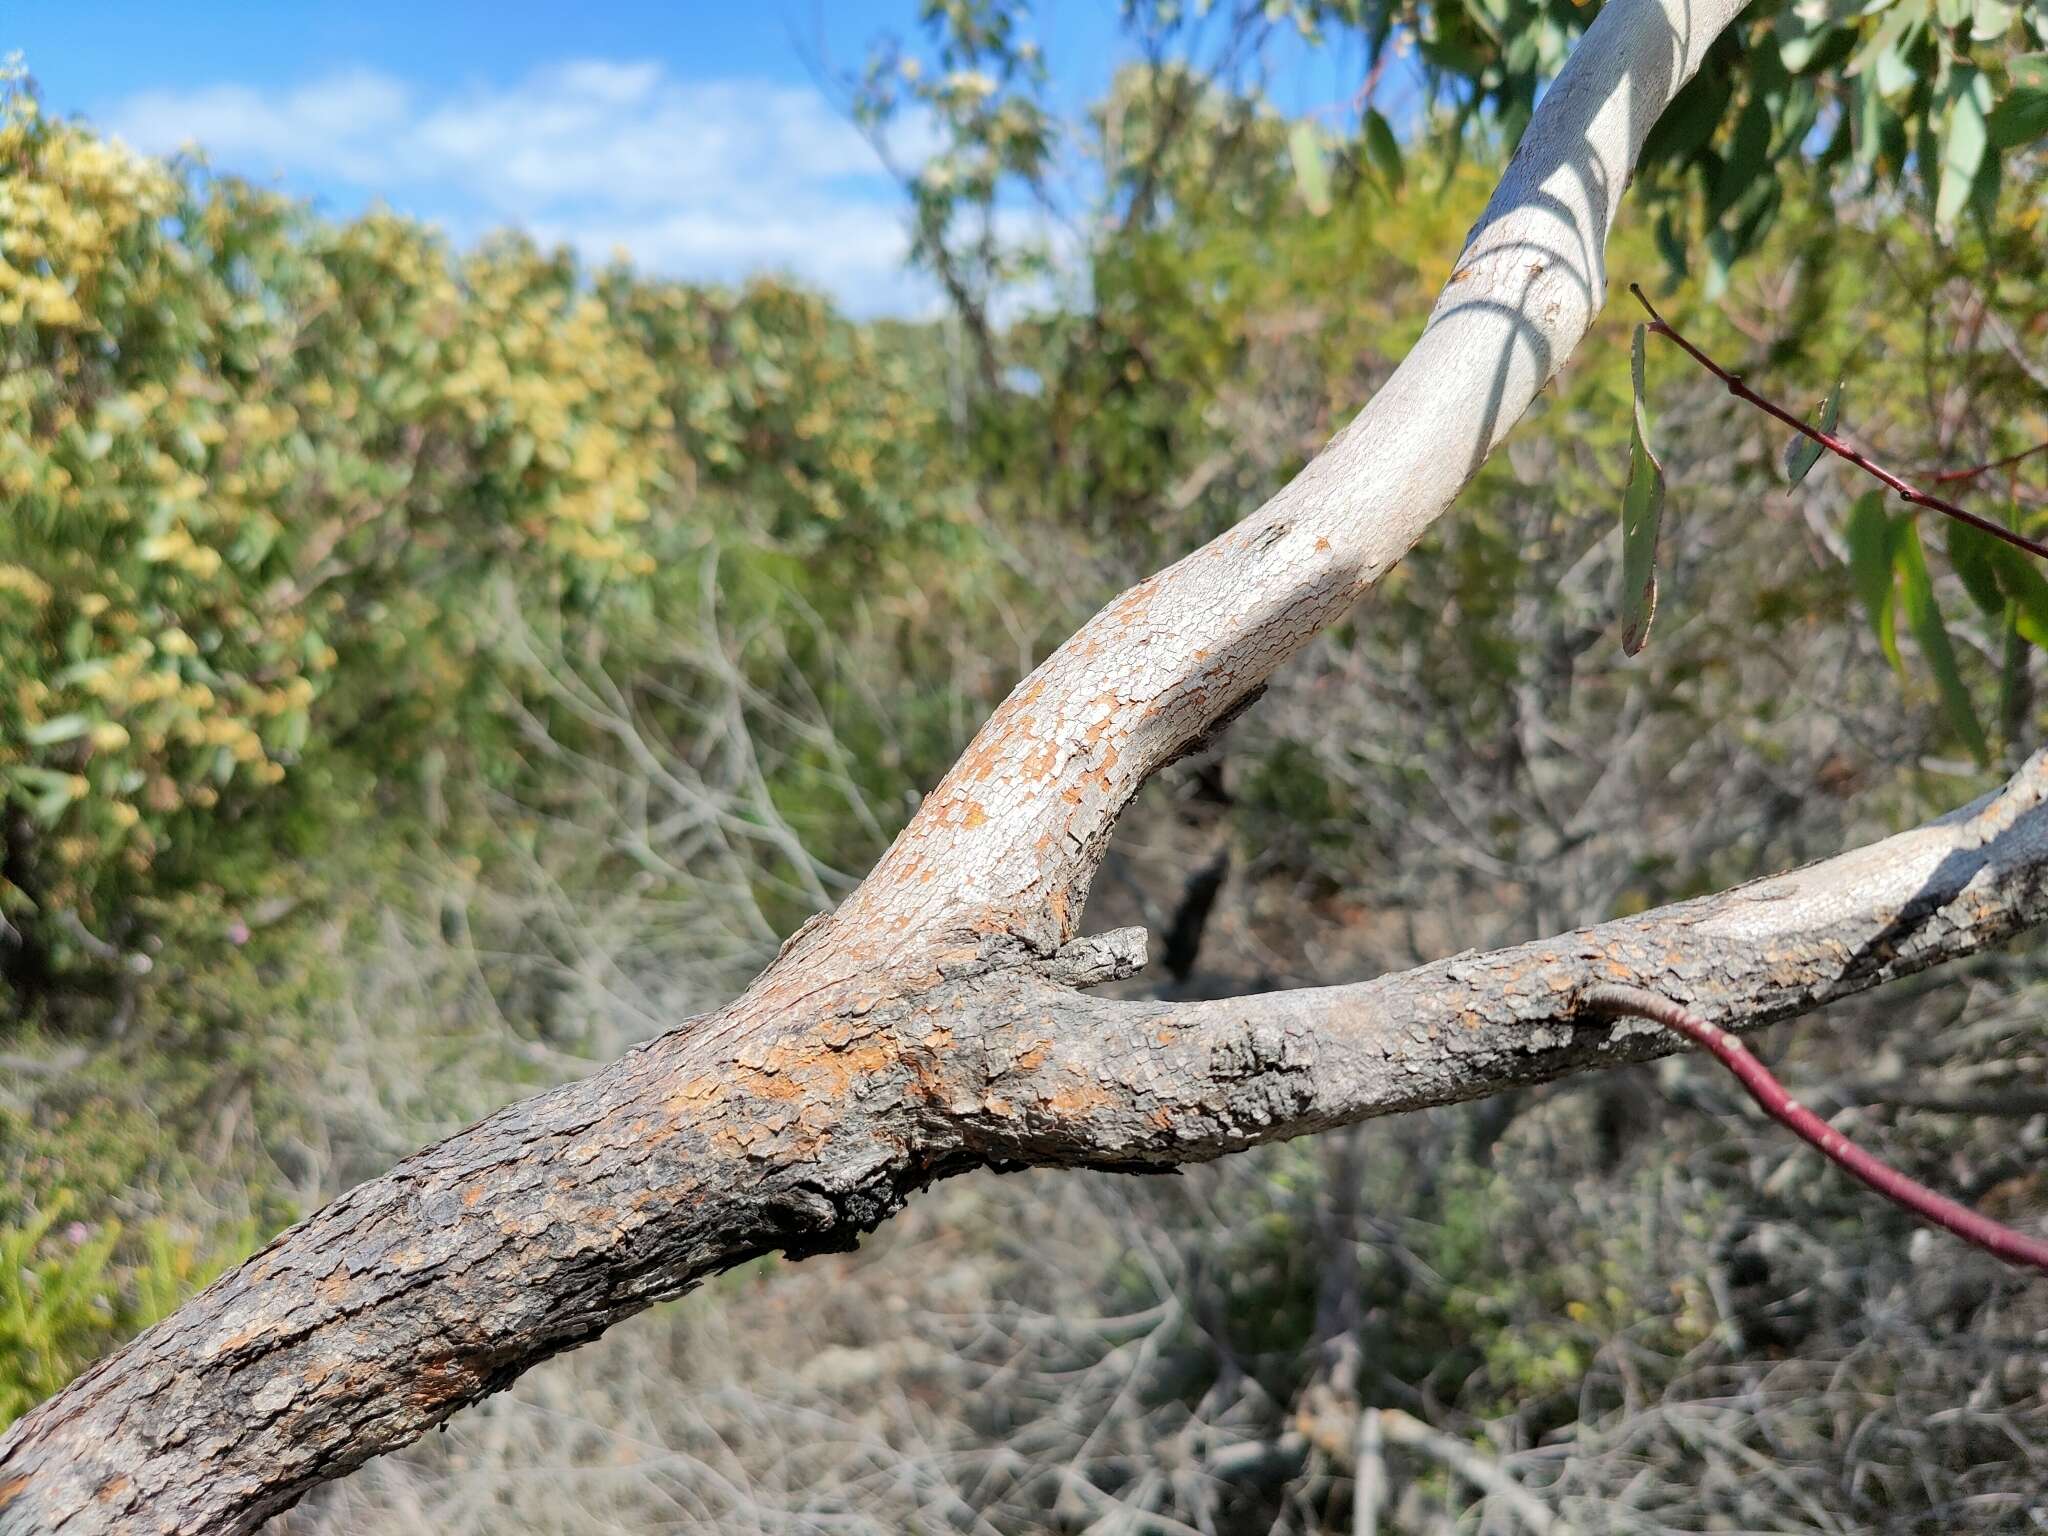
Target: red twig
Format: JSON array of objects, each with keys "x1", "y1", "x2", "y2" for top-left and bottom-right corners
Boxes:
[
  {"x1": 1627, "y1": 284, "x2": 2048, "y2": 564},
  {"x1": 1582, "y1": 984, "x2": 2048, "y2": 1274},
  {"x1": 1926, "y1": 440, "x2": 2048, "y2": 486}
]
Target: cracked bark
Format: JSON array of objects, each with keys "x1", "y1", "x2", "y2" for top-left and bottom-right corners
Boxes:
[{"x1": 9, "y1": 0, "x2": 2042, "y2": 1530}]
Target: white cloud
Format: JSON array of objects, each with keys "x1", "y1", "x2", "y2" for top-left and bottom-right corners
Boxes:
[{"x1": 102, "y1": 59, "x2": 934, "y2": 315}]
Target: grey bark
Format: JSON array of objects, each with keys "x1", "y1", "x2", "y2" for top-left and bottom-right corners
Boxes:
[{"x1": 2, "y1": 756, "x2": 2044, "y2": 1534}]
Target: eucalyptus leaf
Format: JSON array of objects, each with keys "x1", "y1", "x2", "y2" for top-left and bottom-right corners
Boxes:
[
  {"x1": 1619, "y1": 325, "x2": 1667, "y2": 656},
  {"x1": 1990, "y1": 540, "x2": 2048, "y2": 648},
  {"x1": 1989, "y1": 85, "x2": 2048, "y2": 147},
  {"x1": 1783, "y1": 378, "x2": 1843, "y2": 484},
  {"x1": 1288, "y1": 121, "x2": 1333, "y2": 215},
  {"x1": 1897, "y1": 520, "x2": 1989, "y2": 763},
  {"x1": 1846, "y1": 492, "x2": 1904, "y2": 674},
  {"x1": 1935, "y1": 73, "x2": 1990, "y2": 231},
  {"x1": 1362, "y1": 108, "x2": 1404, "y2": 191},
  {"x1": 23, "y1": 713, "x2": 90, "y2": 747},
  {"x1": 1946, "y1": 520, "x2": 2006, "y2": 616}
]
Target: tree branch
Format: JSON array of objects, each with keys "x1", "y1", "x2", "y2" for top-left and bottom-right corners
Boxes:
[
  {"x1": 3, "y1": 1, "x2": 1892, "y2": 1528},
  {"x1": 923, "y1": 750, "x2": 2048, "y2": 1175},
  {"x1": 1581, "y1": 985, "x2": 2048, "y2": 1272},
  {"x1": 1629, "y1": 284, "x2": 2048, "y2": 562}
]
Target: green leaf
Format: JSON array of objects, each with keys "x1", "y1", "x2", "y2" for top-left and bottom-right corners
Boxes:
[
  {"x1": 1988, "y1": 86, "x2": 2048, "y2": 148},
  {"x1": 1847, "y1": 492, "x2": 1903, "y2": 674},
  {"x1": 1708, "y1": 97, "x2": 1771, "y2": 225},
  {"x1": 1782, "y1": 378, "x2": 1842, "y2": 484},
  {"x1": 1618, "y1": 325, "x2": 1667, "y2": 656},
  {"x1": 1970, "y1": 0, "x2": 2016, "y2": 39},
  {"x1": 1288, "y1": 121, "x2": 1333, "y2": 215},
  {"x1": 1935, "y1": 73, "x2": 1990, "y2": 232},
  {"x1": 6, "y1": 765, "x2": 83, "y2": 825},
  {"x1": 1362, "y1": 108, "x2": 1404, "y2": 191},
  {"x1": 1946, "y1": 520, "x2": 2007, "y2": 616},
  {"x1": 1989, "y1": 539, "x2": 2048, "y2": 648},
  {"x1": 23, "y1": 714, "x2": 90, "y2": 748},
  {"x1": 1897, "y1": 520, "x2": 1988, "y2": 763}
]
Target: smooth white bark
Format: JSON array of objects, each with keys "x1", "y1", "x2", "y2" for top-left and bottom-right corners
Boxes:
[{"x1": 805, "y1": 0, "x2": 1753, "y2": 980}]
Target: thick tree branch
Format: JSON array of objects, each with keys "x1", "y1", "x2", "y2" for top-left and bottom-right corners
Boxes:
[
  {"x1": 5, "y1": 749, "x2": 2041, "y2": 1534},
  {"x1": 795, "y1": 0, "x2": 1751, "y2": 982},
  {"x1": 4, "y1": 1, "x2": 1908, "y2": 1529},
  {"x1": 922, "y1": 751, "x2": 2048, "y2": 1172}
]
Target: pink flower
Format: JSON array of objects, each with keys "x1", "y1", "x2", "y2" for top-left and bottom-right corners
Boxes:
[{"x1": 227, "y1": 920, "x2": 251, "y2": 946}]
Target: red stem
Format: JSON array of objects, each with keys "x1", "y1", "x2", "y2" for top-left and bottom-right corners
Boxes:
[
  {"x1": 1927, "y1": 440, "x2": 2048, "y2": 486},
  {"x1": 1627, "y1": 285, "x2": 2048, "y2": 564},
  {"x1": 1581, "y1": 984, "x2": 2048, "y2": 1274}
]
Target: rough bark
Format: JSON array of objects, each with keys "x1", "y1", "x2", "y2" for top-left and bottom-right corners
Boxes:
[{"x1": 15, "y1": 0, "x2": 2039, "y2": 1530}]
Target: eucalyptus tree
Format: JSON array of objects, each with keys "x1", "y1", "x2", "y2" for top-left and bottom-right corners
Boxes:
[{"x1": 4, "y1": 0, "x2": 2047, "y2": 1529}]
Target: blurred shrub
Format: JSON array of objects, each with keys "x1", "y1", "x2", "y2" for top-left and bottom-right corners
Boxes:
[
  {"x1": 0, "y1": 1193, "x2": 252, "y2": 1423},
  {"x1": 0, "y1": 69, "x2": 974, "y2": 1000}
]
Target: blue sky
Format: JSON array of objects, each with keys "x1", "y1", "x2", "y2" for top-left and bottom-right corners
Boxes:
[
  {"x1": 11, "y1": 3, "x2": 1392, "y2": 314},
  {"x1": 7, "y1": 2, "x2": 1125, "y2": 314}
]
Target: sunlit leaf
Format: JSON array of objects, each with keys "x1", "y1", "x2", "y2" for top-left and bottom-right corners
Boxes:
[
  {"x1": 1619, "y1": 324, "x2": 1666, "y2": 656},
  {"x1": 1288, "y1": 121, "x2": 1332, "y2": 215},
  {"x1": 1896, "y1": 520, "x2": 1988, "y2": 763},
  {"x1": 1935, "y1": 73, "x2": 1990, "y2": 232},
  {"x1": 1782, "y1": 377, "x2": 1842, "y2": 485},
  {"x1": 23, "y1": 713, "x2": 90, "y2": 747}
]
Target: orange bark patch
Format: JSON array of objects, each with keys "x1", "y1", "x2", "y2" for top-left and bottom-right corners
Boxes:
[
  {"x1": 1048, "y1": 1078, "x2": 1111, "y2": 1114},
  {"x1": 410, "y1": 1356, "x2": 485, "y2": 1416}
]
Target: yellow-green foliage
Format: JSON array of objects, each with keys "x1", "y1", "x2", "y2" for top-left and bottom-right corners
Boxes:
[
  {"x1": 0, "y1": 72, "x2": 959, "y2": 976},
  {"x1": 0, "y1": 1193, "x2": 249, "y2": 1424}
]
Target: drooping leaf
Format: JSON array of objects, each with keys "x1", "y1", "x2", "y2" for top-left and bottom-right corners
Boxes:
[
  {"x1": 1708, "y1": 97, "x2": 1772, "y2": 226},
  {"x1": 1896, "y1": 520, "x2": 1989, "y2": 763},
  {"x1": 1846, "y1": 491, "x2": 1903, "y2": 675},
  {"x1": 1619, "y1": 324, "x2": 1667, "y2": 656},
  {"x1": 1362, "y1": 108, "x2": 1404, "y2": 191},
  {"x1": 1989, "y1": 538, "x2": 2048, "y2": 649},
  {"x1": 1971, "y1": 0, "x2": 2015, "y2": 39},
  {"x1": 1935, "y1": 72, "x2": 1991, "y2": 232},
  {"x1": 1945, "y1": 520, "x2": 2007, "y2": 616},
  {"x1": 1782, "y1": 377, "x2": 1842, "y2": 484},
  {"x1": 1988, "y1": 85, "x2": 2048, "y2": 148},
  {"x1": 1288, "y1": 121, "x2": 1333, "y2": 215}
]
